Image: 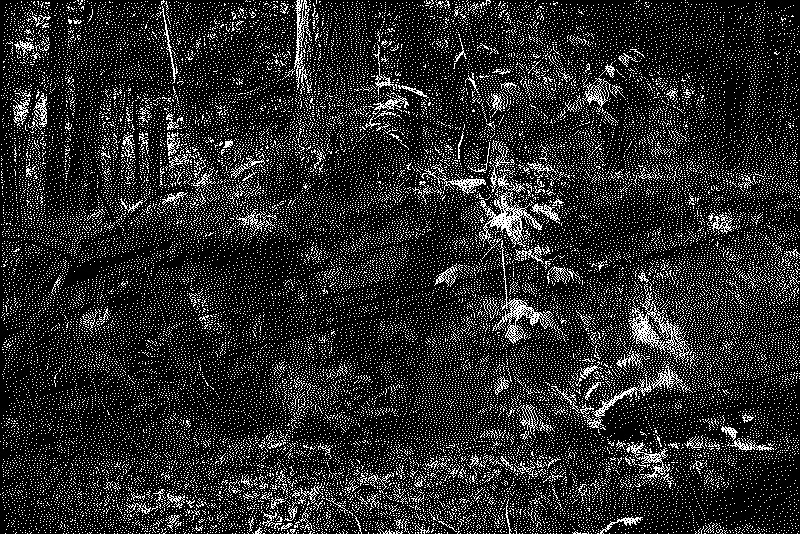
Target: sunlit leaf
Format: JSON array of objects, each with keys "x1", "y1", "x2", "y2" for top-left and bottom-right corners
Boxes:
[
  {"x1": 599, "y1": 517, "x2": 643, "y2": 534},
  {"x1": 434, "y1": 264, "x2": 478, "y2": 287},
  {"x1": 530, "y1": 203, "x2": 561, "y2": 223},
  {"x1": 494, "y1": 375, "x2": 511, "y2": 395},
  {"x1": 585, "y1": 77, "x2": 622, "y2": 108},
  {"x1": 504, "y1": 323, "x2": 527, "y2": 344},
  {"x1": 517, "y1": 404, "x2": 553, "y2": 433},
  {"x1": 547, "y1": 266, "x2": 583, "y2": 286},
  {"x1": 495, "y1": 300, "x2": 565, "y2": 343},
  {"x1": 566, "y1": 34, "x2": 592, "y2": 47}
]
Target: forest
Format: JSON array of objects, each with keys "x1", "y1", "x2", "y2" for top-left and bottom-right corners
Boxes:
[{"x1": 2, "y1": 1, "x2": 799, "y2": 533}]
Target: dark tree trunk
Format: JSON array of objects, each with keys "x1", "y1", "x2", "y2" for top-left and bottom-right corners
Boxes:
[
  {"x1": 263, "y1": 0, "x2": 375, "y2": 200},
  {"x1": 14, "y1": 87, "x2": 40, "y2": 206},
  {"x1": 292, "y1": 0, "x2": 374, "y2": 155},
  {"x1": 395, "y1": 0, "x2": 430, "y2": 91},
  {"x1": 43, "y1": 0, "x2": 69, "y2": 213},
  {"x1": 148, "y1": 100, "x2": 168, "y2": 193},
  {"x1": 68, "y1": 78, "x2": 103, "y2": 213},
  {"x1": 111, "y1": 87, "x2": 128, "y2": 204},
  {"x1": 738, "y1": 2, "x2": 770, "y2": 170},
  {"x1": 132, "y1": 89, "x2": 142, "y2": 201},
  {"x1": 723, "y1": 3, "x2": 777, "y2": 170},
  {"x1": 2, "y1": 43, "x2": 18, "y2": 223},
  {"x1": 777, "y1": 11, "x2": 799, "y2": 176}
]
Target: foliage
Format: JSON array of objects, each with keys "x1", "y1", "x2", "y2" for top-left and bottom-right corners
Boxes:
[{"x1": 3, "y1": 2, "x2": 800, "y2": 533}]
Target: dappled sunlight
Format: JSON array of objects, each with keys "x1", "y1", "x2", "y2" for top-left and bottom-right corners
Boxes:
[{"x1": 3, "y1": 2, "x2": 798, "y2": 533}]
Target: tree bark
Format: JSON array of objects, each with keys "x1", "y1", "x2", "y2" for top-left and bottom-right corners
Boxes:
[
  {"x1": 394, "y1": 0, "x2": 430, "y2": 91},
  {"x1": 2, "y1": 43, "x2": 18, "y2": 223},
  {"x1": 68, "y1": 78, "x2": 103, "y2": 213},
  {"x1": 148, "y1": 100, "x2": 168, "y2": 194},
  {"x1": 111, "y1": 87, "x2": 128, "y2": 205},
  {"x1": 291, "y1": 0, "x2": 374, "y2": 161},
  {"x1": 738, "y1": 2, "x2": 769, "y2": 170},
  {"x1": 43, "y1": 0, "x2": 69, "y2": 213},
  {"x1": 132, "y1": 89, "x2": 143, "y2": 201},
  {"x1": 14, "y1": 87, "x2": 40, "y2": 208}
]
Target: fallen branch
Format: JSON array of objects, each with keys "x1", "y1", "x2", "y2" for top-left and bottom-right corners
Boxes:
[{"x1": 321, "y1": 496, "x2": 363, "y2": 534}]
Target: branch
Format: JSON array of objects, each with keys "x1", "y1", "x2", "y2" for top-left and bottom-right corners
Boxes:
[
  {"x1": 321, "y1": 496, "x2": 362, "y2": 534},
  {"x1": 91, "y1": 183, "x2": 195, "y2": 245},
  {"x1": 1, "y1": 224, "x2": 74, "y2": 259}
]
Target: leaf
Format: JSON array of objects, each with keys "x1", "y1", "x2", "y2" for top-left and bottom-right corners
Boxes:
[
  {"x1": 434, "y1": 264, "x2": 478, "y2": 287},
  {"x1": 547, "y1": 266, "x2": 583, "y2": 286},
  {"x1": 488, "y1": 212, "x2": 521, "y2": 242},
  {"x1": 489, "y1": 92, "x2": 508, "y2": 112},
  {"x1": 585, "y1": 77, "x2": 622, "y2": 108},
  {"x1": 618, "y1": 49, "x2": 645, "y2": 67},
  {"x1": 565, "y1": 34, "x2": 592, "y2": 48},
  {"x1": 578, "y1": 364, "x2": 602, "y2": 385},
  {"x1": 488, "y1": 82, "x2": 521, "y2": 113},
  {"x1": 495, "y1": 300, "x2": 565, "y2": 343},
  {"x1": 596, "y1": 106, "x2": 618, "y2": 126},
  {"x1": 584, "y1": 382, "x2": 601, "y2": 403},
  {"x1": 532, "y1": 310, "x2": 563, "y2": 338},
  {"x1": 453, "y1": 50, "x2": 464, "y2": 70},
  {"x1": 599, "y1": 517, "x2": 643, "y2": 534},
  {"x1": 530, "y1": 204, "x2": 561, "y2": 224},
  {"x1": 517, "y1": 404, "x2": 553, "y2": 433},
  {"x1": 488, "y1": 207, "x2": 542, "y2": 244},
  {"x1": 494, "y1": 375, "x2": 511, "y2": 395},
  {"x1": 504, "y1": 323, "x2": 527, "y2": 344},
  {"x1": 478, "y1": 429, "x2": 515, "y2": 447}
]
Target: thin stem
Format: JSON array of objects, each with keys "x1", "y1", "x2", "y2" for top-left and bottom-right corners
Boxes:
[
  {"x1": 162, "y1": 0, "x2": 180, "y2": 108},
  {"x1": 321, "y1": 496, "x2": 363, "y2": 534},
  {"x1": 500, "y1": 240, "x2": 509, "y2": 305}
]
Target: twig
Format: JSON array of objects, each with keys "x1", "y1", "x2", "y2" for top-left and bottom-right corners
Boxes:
[
  {"x1": 321, "y1": 496, "x2": 363, "y2": 534},
  {"x1": 92, "y1": 183, "x2": 195, "y2": 245},
  {"x1": 504, "y1": 495, "x2": 514, "y2": 534},
  {"x1": 378, "y1": 493, "x2": 457, "y2": 534},
  {"x1": 500, "y1": 240, "x2": 509, "y2": 304},
  {"x1": 161, "y1": 0, "x2": 180, "y2": 108}
]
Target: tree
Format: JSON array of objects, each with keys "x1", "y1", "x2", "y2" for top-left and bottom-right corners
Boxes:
[
  {"x1": 290, "y1": 0, "x2": 375, "y2": 166},
  {"x1": 67, "y1": 75, "x2": 103, "y2": 213},
  {"x1": 2, "y1": 42, "x2": 18, "y2": 223},
  {"x1": 148, "y1": 99, "x2": 168, "y2": 193},
  {"x1": 43, "y1": 0, "x2": 69, "y2": 213}
]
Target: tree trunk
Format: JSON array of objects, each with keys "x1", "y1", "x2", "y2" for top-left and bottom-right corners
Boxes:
[
  {"x1": 772, "y1": 6, "x2": 797, "y2": 177},
  {"x1": 132, "y1": 89, "x2": 143, "y2": 201},
  {"x1": 148, "y1": 100, "x2": 168, "y2": 194},
  {"x1": 43, "y1": 0, "x2": 69, "y2": 213},
  {"x1": 2, "y1": 43, "x2": 18, "y2": 223},
  {"x1": 68, "y1": 78, "x2": 103, "y2": 213},
  {"x1": 14, "y1": 87, "x2": 40, "y2": 208},
  {"x1": 271, "y1": 0, "x2": 379, "y2": 234},
  {"x1": 738, "y1": 2, "x2": 769, "y2": 171},
  {"x1": 290, "y1": 0, "x2": 374, "y2": 163},
  {"x1": 394, "y1": 0, "x2": 430, "y2": 91},
  {"x1": 110, "y1": 87, "x2": 128, "y2": 208}
]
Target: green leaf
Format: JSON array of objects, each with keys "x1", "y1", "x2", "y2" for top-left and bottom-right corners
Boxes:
[
  {"x1": 547, "y1": 266, "x2": 583, "y2": 286},
  {"x1": 599, "y1": 517, "x2": 643, "y2": 534},
  {"x1": 565, "y1": 34, "x2": 592, "y2": 48},
  {"x1": 504, "y1": 323, "x2": 527, "y2": 344},
  {"x1": 585, "y1": 77, "x2": 622, "y2": 108},
  {"x1": 530, "y1": 204, "x2": 561, "y2": 224},
  {"x1": 487, "y1": 207, "x2": 541, "y2": 244},
  {"x1": 434, "y1": 264, "x2": 478, "y2": 287},
  {"x1": 494, "y1": 375, "x2": 511, "y2": 395},
  {"x1": 495, "y1": 300, "x2": 565, "y2": 343},
  {"x1": 517, "y1": 404, "x2": 553, "y2": 433}
]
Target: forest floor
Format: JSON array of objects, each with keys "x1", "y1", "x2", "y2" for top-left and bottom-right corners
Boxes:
[{"x1": 4, "y1": 410, "x2": 798, "y2": 534}]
